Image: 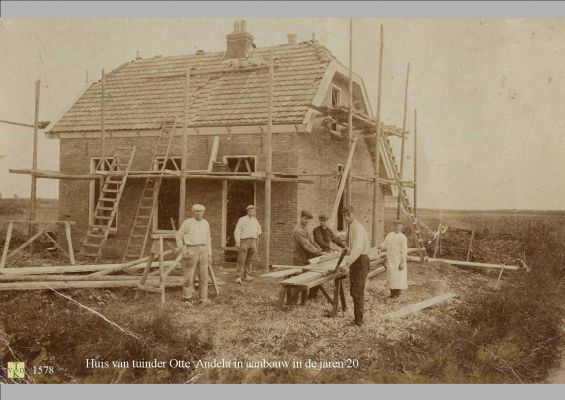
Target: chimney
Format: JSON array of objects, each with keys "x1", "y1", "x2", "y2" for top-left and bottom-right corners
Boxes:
[
  {"x1": 287, "y1": 34, "x2": 297, "y2": 45},
  {"x1": 226, "y1": 19, "x2": 254, "y2": 59}
]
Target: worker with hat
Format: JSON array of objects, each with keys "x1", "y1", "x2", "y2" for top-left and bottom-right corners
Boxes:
[
  {"x1": 379, "y1": 220, "x2": 408, "y2": 298},
  {"x1": 313, "y1": 212, "x2": 346, "y2": 251},
  {"x1": 293, "y1": 210, "x2": 324, "y2": 266},
  {"x1": 175, "y1": 203, "x2": 212, "y2": 305},
  {"x1": 234, "y1": 204, "x2": 262, "y2": 284},
  {"x1": 340, "y1": 205, "x2": 370, "y2": 326}
]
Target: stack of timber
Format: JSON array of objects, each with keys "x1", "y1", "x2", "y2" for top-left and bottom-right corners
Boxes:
[{"x1": 0, "y1": 250, "x2": 182, "y2": 292}]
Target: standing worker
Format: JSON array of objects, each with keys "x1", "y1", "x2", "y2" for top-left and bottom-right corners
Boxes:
[
  {"x1": 313, "y1": 213, "x2": 346, "y2": 251},
  {"x1": 175, "y1": 204, "x2": 212, "y2": 305},
  {"x1": 234, "y1": 204, "x2": 262, "y2": 284},
  {"x1": 340, "y1": 206, "x2": 370, "y2": 326},
  {"x1": 293, "y1": 210, "x2": 323, "y2": 265},
  {"x1": 380, "y1": 220, "x2": 408, "y2": 298}
]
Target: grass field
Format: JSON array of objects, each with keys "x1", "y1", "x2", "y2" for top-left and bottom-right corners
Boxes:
[{"x1": 0, "y1": 199, "x2": 563, "y2": 383}]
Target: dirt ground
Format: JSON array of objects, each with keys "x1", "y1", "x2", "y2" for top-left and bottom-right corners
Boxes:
[{"x1": 0, "y1": 257, "x2": 500, "y2": 383}]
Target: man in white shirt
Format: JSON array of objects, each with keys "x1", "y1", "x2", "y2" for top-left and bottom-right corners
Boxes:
[
  {"x1": 234, "y1": 204, "x2": 262, "y2": 284},
  {"x1": 341, "y1": 206, "x2": 370, "y2": 326},
  {"x1": 175, "y1": 204, "x2": 212, "y2": 304},
  {"x1": 380, "y1": 220, "x2": 408, "y2": 298}
]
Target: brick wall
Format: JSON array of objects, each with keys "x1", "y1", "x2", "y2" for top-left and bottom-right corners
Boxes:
[
  {"x1": 59, "y1": 131, "x2": 298, "y2": 263},
  {"x1": 296, "y1": 126, "x2": 385, "y2": 245}
]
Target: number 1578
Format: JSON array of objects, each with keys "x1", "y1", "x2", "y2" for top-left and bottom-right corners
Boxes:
[{"x1": 32, "y1": 365, "x2": 54, "y2": 374}]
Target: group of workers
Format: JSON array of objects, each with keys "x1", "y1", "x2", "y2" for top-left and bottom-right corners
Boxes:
[{"x1": 174, "y1": 203, "x2": 409, "y2": 326}]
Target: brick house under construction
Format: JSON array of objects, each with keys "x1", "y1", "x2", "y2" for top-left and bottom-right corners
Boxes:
[{"x1": 47, "y1": 21, "x2": 396, "y2": 265}]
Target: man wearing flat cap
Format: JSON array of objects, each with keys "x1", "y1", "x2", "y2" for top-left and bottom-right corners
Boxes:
[
  {"x1": 313, "y1": 213, "x2": 346, "y2": 252},
  {"x1": 292, "y1": 210, "x2": 323, "y2": 266},
  {"x1": 175, "y1": 203, "x2": 212, "y2": 304},
  {"x1": 379, "y1": 220, "x2": 408, "y2": 298},
  {"x1": 234, "y1": 204, "x2": 262, "y2": 284}
]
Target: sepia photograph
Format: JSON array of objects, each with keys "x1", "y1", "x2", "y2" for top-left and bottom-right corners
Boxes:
[{"x1": 0, "y1": 12, "x2": 564, "y2": 386}]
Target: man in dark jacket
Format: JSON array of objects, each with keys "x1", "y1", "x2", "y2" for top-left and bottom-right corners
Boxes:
[
  {"x1": 313, "y1": 213, "x2": 346, "y2": 251},
  {"x1": 293, "y1": 210, "x2": 323, "y2": 265}
]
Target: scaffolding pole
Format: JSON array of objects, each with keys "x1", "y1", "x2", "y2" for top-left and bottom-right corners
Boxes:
[
  {"x1": 179, "y1": 68, "x2": 190, "y2": 223},
  {"x1": 397, "y1": 62, "x2": 410, "y2": 219},
  {"x1": 346, "y1": 17, "x2": 354, "y2": 206},
  {"x1": 371, "y1": 25, "x2": 384, "y2": 247},
  {"x1": 29, "y1": 80, "x2": 40, "y2": 241},
  {"x1": 414, "y1": 109, "x2": 418, "y2": 217},
  {"x1": 264, "y1": 50, "x2": 274, "y2": 271},
  {"x1": 100, "y1": 69, "x2": 105, "y2": 166}
]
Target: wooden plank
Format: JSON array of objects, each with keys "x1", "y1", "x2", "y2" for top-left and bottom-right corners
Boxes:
[
  {"x1": 209, "y1": 263, "x2": 220, "y2": 296},
  {"x1": 91, "y1": 249, "x2": 175, "y2": 276},
  {"x1": 386, "y1": 293, "x2": 457, "y2": 319},
  {"x1": 466, "y1": 228, "x2": 475, "y2": 261},
  {"x1": 407, "y1": 256, "x2": 518, "y2": 271},
  {"x1": 64, "y1": 222, "x2": 76, "y2": 265},
  {"x1": 367, "y1": 266, "x2": 386, "y2": 279},
  {"x1": 329, "y1": 137, "x2": 358, "y2": 230},
  {"x1": 0, "y1": 278, "x2": 184, "y2": 292},
  {"x1": 207, "y1": 136, "x2": 220, "y2": 172},
  {"x1": 0, "y1": 261, "x2": 173, "y2": 276},
  {"x1": 261, "y1": 269, "x2": 302, "y2": 279},
  {"x1": 1, "y1": 221, "x2": 14, "y2": 269},
  {"x1": 0, "y1": 220, "x2": 76, "y2": 225},
  {"x1": 0, "y1": 274, "x2": 172, "y2": 282},
  {"x1": 281, "y1": 271, "x2": 323, "y2": 285}
]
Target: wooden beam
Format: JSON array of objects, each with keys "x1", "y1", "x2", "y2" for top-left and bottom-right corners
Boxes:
[
  {"x1": 264, "y1": 50, "x2": 274, "y2": 271},
  {"x1": 407, "y1": 256, "x2": 519, "y2": 271},
  {"x1": 329, "y1": 137, "x2": 358, "y2": 230},
  {"x1": 180, "y1": 68, "x2": 190, "y2": 224},
  {"x1": 367, "y1": 265, "x2": 386, "y2": 279},
  {"x1": 413, "y1": 109, "x2": 418, "y2": 218},
  {"x1": 64, "y1": 221, "x2": 76, "y2": 265},
  {"x1": 0, "y1": 261, "x2": 173, "y2": 276},
  {"x1": 101, "y1": 69, "x2": 105, "y2": 165},
  {"x1": 386, "y1": 292, "x2": 457, "y2": 319},
  {"x1": 30, "y1": 80, "x2": 40, "y2": 242},
  {"x1": 0, "y1": 119, "x2": 49, "y2": 129},
  {"x1": 207, "y1": 136, "x2": 220, "y2": 172},
  {"x1": 0, "y1": 222, "x2": 14, "y2": 269},
  {"x1": 0, "y1": 274, "x2": 171, "y2": 282},
  {"x1": 0, "y1": 278, "x2": 184, "y2": 292},
  {"x1": 347, "y1": 17, "x2": 354, "y2": 206},
  {"x1": 0, "y1": 220, "x2": 76, "y2": 225},
  {"x1": 372, "y1": 24, "x2": 384, "y2": 247},
  {"x1": 10, "y1": 168, "x2": 102, "y2": 180},
  {"x1": 7, "y1": 223, "x2": 55, "y2": 261},
  {"x1": 397, "y1": 63, "x2": 410, "y2": 220},
  {"x1": 91, "y1": 249, "x2": 175, "y2": 276}
]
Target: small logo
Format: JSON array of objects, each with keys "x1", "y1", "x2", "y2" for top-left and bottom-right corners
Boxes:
[{"x1": 7, "y1": 362, "x2": 25, "y2": 379}]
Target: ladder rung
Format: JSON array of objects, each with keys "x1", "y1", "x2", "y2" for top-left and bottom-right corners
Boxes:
[
  {"x1": 99, "y1": 197, "x2": 117, "y2": 202},
  {"x1": 94, "y1": 215, "x2": 112, "y2": 220},
  {"x1": 103, "y1": 188, "x2": 120, "y2": 193},
  {"x1": 89, "y1": 224, "x2": 107, "y2": 230},
  {"x1": 80, "y1": 251, "x2": 99, "y2": 257},
  {"x1": 96, "y1": 206, "x2": 114, "y2": 211},
  {"x1": 132, "y1": 234, "x2": 146, "y2": 238},
  {"x1": 87, "y1": 232, "x2": 105, "y2": 238}
]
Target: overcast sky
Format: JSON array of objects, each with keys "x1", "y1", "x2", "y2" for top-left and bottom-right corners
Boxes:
[{"x1": 1, "y1": 18, "x2": 564, "y2": 210}]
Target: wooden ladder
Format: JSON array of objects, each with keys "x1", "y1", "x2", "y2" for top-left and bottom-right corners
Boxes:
[
  {"x1": 122, "y1": 120, "x2": 177, "y2": 262},
  {"x1": 79, "y1": 146, "x2": 136, "y2": 262},
  {"x1": 381, "y1": 135, "x2": 429, "y2": 262}
]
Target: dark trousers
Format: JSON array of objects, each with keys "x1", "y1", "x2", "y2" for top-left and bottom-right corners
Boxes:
[
  {"x1": 390, "y1": 289, "x2": 402, "y2": 298},
  {"x1": 237, "y1": 238, "x2": 257, "y2": 278},
  {"x1": 349, "y1": 254, "x2": 369, "y2": 324}
]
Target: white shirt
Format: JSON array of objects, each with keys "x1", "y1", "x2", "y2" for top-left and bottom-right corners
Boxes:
[
  {"x1": 234, "y1": 215, "x2": 262, "y2": 245},
  {"x1": 175, "y1": 218, "x2": 212, "y2": 256},
  {"x1": 346, "y1": 219, "x2": 370, "y2": 264}
]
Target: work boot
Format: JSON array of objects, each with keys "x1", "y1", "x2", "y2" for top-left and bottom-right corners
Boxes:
[
  {"x1": 243, "y1": 276, "x2": 254, "y2": 282},
  {"x1": 236, "y1": 277, "x2": 242, "y2": 285},
  {"x1": 199, "y1": 299, "x2": 211, "y2": 306}
]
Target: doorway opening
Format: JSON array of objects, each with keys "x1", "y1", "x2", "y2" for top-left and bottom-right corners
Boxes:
[
  {"x1": 154, "y1": 157, "x2": 181, "y2": 232},
  {"x1": 223, "y1": 156, "x2": 256, "y2": 261}
]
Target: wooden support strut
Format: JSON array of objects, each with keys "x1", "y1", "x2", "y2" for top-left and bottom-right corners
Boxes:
[
  {"x1": 372, "y1": 24, "x2": 384, "y2": 247},
  {"x1": 329, "y1": 137, "x2": 358, "y2": 230},
  {"x1": 264, "y1": 50, "x2": 274, "y2": 272}
]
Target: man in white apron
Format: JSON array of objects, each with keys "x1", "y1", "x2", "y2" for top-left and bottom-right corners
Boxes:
[{"x1": 380, "y1": 220, "x2": 408, "y2": 298}]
